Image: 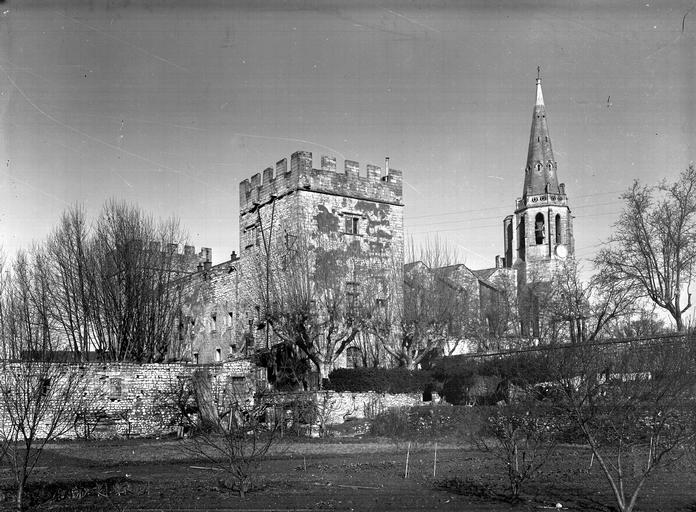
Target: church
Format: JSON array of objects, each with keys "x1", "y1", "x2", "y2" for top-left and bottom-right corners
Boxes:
[
  {"x1": 498, "y1": 71, "x2": 576, "y2": 338},
  {"x1": 173, "y1": 72, "x2": 575, "y2": 373}
]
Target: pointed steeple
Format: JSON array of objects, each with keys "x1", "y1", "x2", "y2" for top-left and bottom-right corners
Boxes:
[{"x1": 523, "y1": 68, "x2": 560, "y2": 199}]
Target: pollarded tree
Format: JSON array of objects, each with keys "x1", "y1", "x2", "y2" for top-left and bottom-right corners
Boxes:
[
  {"x1": 596, "y1": 165, "x2": 696, "y2": 331},
  {"x1": 368, "y1": 237, "x2": 482, "y2": 368},
  {"x1": 255, "y1": 234, "x2": 369, "y2": 383},
  {"x1": 391, "y1": 261, "x2": 473, "y2": 368}
]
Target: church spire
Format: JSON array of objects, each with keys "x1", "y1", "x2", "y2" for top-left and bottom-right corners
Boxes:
[{"x1": 523, "y1": 68, "x2": 560, "y2": 199}]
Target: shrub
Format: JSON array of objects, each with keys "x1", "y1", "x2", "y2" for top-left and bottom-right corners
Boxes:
[
  {"x1": 369, "y1": 407, "x2": 411, "y2": 439},
  {"x1": 431, "y1": 352, "x2": 556, "y2": 404},
  {"x1": 475, "y1": 402, "x2": 557, "y2": 502},
  {"x1": 369, "y1": 405, "x2": 485, "y2": 441},
  {"x1": 326, "y1": 367, "x2": 431, "y2": 393},
  {"x1": 440, "y1": 373, "x2": 475, "y2": 405}
]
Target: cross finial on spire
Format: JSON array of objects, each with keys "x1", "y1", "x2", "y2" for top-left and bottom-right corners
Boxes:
[{"x1": 537, "y1": 66, "x2": 541, "y2": 83}]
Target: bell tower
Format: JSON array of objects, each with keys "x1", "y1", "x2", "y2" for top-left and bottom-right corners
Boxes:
[{"x1": 502, "y1": 69, "x2": 574, "y2": 287}]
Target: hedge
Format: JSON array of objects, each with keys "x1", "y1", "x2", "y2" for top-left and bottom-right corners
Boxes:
[{"x1": 326, "y1": 367, "x2": 431, "y2": 393}]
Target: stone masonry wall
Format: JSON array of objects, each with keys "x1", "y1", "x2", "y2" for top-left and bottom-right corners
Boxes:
[
  {"x1": 1, "y1": 361, "x2": 255, "y2": 440},
  {"x1": 271, "y1": 391, "x2": 423, "y2": 427},
  {"x1": 178, "y1": 259, "x2": 244, "y2": 364},
  {"x1": 315, "y1": 391, "x2": 423, "y2": 425}
]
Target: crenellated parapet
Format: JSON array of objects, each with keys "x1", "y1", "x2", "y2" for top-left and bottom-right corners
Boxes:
[
  {"x1": 132, "y1": 241, "x2": 213, "y2": 273},
  {"x1": 239, "y1": 150, "x2": 403, "y2": 214}
]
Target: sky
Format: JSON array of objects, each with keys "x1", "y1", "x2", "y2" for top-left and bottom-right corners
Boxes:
[{"x1": 1, "y1": 0, "x2": 694, "y2": 271}]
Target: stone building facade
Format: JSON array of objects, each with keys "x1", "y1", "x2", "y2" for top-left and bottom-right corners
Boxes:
[{"x1": 176, "y1": 251, "x2": 244, "y2": 365}]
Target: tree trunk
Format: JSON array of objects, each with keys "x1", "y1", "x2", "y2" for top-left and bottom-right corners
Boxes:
[
  {"x1": 15, "y1": 480, "x2": 23, "y2": 511},
  {"x1": 316, "y1": 361, "x2": 327, "y2": 389}
]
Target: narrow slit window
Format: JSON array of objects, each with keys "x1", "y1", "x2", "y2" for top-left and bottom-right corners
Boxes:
[{"x1": 555, "y1": 214, "x2": 562, "y2": 244}]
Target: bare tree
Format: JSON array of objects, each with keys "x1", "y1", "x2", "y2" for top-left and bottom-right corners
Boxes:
[
  {"x1": 609, "y1": 302, "x2": 668, "y2": 339},
  {"x1": 481, "y1": 272, "x2": 521, "y2": 342},
  {"x1": 596, "y1": 165, "x2": 696, "y2": 331},
  {"x1": 188, "y1": 385, "x2": 280, "y2": 498},
  {"x1": 476, "y1": 395, "x2": 557, "y2": 502},
  {"x1": 366, "y1": 237, "x2": 477, "y2": 368},
  {"x1": 549, "y1": 337, "x2": 696, "y2": 512},
  {"x1": 0, "y1": 252, "x2": 88, "y2": 511},
  {"x1": 44, "y1": 205, "x2": 94, "y2": 360},
  {"x1": 548, "y1": 259, "x2": 637, "y2": 343},
  {"x1": 387, "y1": 261, "x2": 473, "y2": 368},
  {"x1": 32, "y1": 200, "x2": 191, "y2": 363},
  {"x1": 89, "y1": 200, "x2": 189, "y2": 362}
]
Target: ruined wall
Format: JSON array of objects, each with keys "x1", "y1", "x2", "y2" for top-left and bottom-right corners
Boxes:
[{"x1": 0, "y1": 361, "x2": 255, "y2": 440}]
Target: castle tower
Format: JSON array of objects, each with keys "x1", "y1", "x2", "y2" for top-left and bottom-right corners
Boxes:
[
  {"x1": 237, "y1": 151, "x2": 404, "y2": 377},
  {"x1": 503, "y1": 71, "x2": 574, "y2": 279}
]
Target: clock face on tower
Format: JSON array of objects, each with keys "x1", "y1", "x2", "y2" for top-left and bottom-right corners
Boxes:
[{"x1": 555, "y1": 245, "x2": 568, "y2": 259}]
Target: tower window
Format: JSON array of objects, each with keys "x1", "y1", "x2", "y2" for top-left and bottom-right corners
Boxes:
[
  {"x1": 555, "y1": 214, "x2": 562, "y2": 244},
  {"x1": 344, "y1": 216, "x2": 359, "y2": 235},
  {"x1": 245, "y1": 225, "x2": 260, "y2": 249},
  {"x1": 535, "y1": 213, "x2": 545, "y2": 244}
]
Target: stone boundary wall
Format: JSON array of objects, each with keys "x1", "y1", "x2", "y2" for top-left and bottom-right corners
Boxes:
[
  {"x1": 317, "y1": 391, "x2": 423, "y2": 425},
  {"x1": 272, "y1": 391, "x2": 424, "y2": 426},
  {"x1": 1, "y1": 360, "x2": 254, "y2": 440}
]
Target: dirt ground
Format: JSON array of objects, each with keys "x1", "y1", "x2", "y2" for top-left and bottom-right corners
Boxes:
[{"x1": 2, "y1": 437, "x2": 695, "y2": 511}]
